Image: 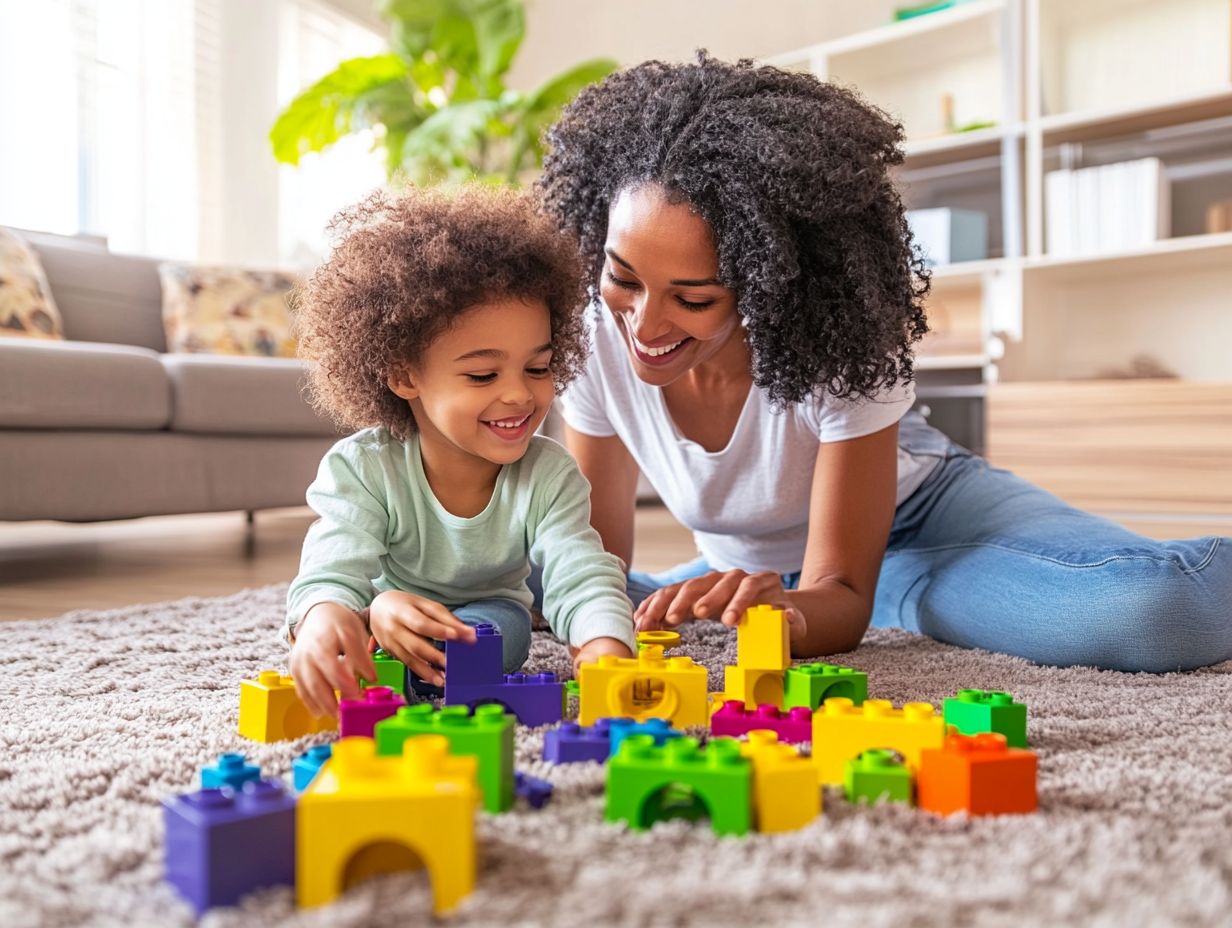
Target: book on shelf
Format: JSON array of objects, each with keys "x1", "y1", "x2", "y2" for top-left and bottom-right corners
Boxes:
[{"x1": 1045, "y1": 157, "x2": 1170, "y2": 257}]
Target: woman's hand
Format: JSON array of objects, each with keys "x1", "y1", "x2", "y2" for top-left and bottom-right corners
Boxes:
[
  {"x1": 288, "y1": 601, "x2": 377, "y2": 719},
  {"x1": 633, "y1": 569, "x2": 805, "y2": 640},
  {"x1": 367, "y1": 590, "x2": 477, "y2": 688}
]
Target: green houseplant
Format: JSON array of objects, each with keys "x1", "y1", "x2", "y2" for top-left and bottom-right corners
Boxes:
[{"x1": 270, "y1": 0, "x2": 617, "y2": 186}]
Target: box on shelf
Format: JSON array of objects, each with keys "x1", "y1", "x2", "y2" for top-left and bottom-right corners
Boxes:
[
  {"x1": 907, "y1": 208, "x2": 989, "y2": 267},
  {"x1": 1045, "y1": 158, "x2": 1170, "y2": 257}
]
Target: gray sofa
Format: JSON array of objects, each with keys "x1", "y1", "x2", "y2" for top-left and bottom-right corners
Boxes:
[{"x1": 0, "y1": 231, "x2": 341, "y2": 522}]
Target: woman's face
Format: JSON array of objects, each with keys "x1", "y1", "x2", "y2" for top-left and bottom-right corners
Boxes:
[{"x1": 600, "y1": 183, "x2": 742, "y2": 386}]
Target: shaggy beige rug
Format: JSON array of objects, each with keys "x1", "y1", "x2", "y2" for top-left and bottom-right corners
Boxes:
[{"x1": 1, "y1": 583, "x2": 1229, "y2": 927}]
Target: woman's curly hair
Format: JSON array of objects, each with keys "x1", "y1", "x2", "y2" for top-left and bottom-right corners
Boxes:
[
  {"x1": 295, "y1": 186, "x2": 587, "y2": 440},
  {"x1": 536, "y1": 52, "x2": 929, "y2": 406}
]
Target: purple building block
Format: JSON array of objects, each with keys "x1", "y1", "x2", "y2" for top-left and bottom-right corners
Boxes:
[
  {"x1": 608, "y1": 717, "x2": 682, "y2": 757},
  {"x1": 292, "y1": 744, "x2": 332, "y2": 792},
  {"x1": 543, "y1": 718, "x2": 625, "y2": 764},
  {"x1": 445, "y1": 672, "x2": 564, "y2": 728},
  {"x1": 200, "y1": 753, "x2": 260, "y2": 791},
  {"x1": 710, "y1": 701, "x2": 813, "y2": 744},
  {"x1": 444, "y1": 622, "x2": 505, "y2": 686},
  {"x1": 162, "y1": 779, "x2": 295, "y2": 914},
  {"x1": 514, "y1": 771, "x2": 553, "y2": 809},
  {"x1": 338, "y1": 686, "x2": 406, "y2": 739}
]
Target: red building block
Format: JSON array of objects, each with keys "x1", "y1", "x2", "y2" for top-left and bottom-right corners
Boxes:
[
  {"x1": 338, "y1": 686, "x2": 406, "y2": 739},
  {"x1": 710, "y1": 701, "x2": 813, "y2": 744},
  {"x1": 917, "y1": 732, "x2": 1038, "y2": 816}
]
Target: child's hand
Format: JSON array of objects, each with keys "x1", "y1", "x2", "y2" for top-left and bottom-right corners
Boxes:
[
  {"x1": 569, "y1": 636, "x2": 634, "y2": 677},
  {"x1": 368, "y1": 590, "x2": 477, "y2": 687},
  {"x1": 288, "y1": 602, "x2": 376, "y2": 719}
]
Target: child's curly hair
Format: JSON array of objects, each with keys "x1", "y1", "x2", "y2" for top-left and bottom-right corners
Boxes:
[
  {"x1": 536, "y1": 52, "x2": 929, "y2": 406},
  {"x1": 296, "y1": 186, "x2": 587, "y2": 440}
]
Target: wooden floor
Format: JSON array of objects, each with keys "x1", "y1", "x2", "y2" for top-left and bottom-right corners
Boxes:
[{"x1": 0, "y1": 505, "x2": 695, "y2": 622}]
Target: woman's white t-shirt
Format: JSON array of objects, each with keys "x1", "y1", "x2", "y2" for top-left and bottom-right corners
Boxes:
[{"x1": 558, "y1": 308, "x2": 939, "y2": 574}]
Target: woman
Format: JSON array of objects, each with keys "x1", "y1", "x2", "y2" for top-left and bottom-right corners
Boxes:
[{"x1": 535, "y1": 54, "x2": 1230, "y2": 673}]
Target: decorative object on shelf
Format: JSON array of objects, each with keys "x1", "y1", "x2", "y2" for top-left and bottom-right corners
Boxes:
[
  {"x1": 1206, "y1": 199, "x2": 1232, "y2": 234},
  {"x1": 906, "y1": 208, "x2": 989, "y2": 267},
  {"x1": 1045, "y1": 158, "x2": 1170, "y2": 257}
]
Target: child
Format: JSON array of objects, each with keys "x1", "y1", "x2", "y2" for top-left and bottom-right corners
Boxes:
[{"x1": 285, "y1": 187, "x2": 636, "y2": 719}]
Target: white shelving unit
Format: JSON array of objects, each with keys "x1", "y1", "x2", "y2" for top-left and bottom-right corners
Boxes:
[{"x1": 765, "y1": 0, "x2": 1232, "y2": 533}]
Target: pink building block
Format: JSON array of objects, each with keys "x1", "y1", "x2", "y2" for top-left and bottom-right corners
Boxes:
[
  {"x1": 338, "y1": 686, "x2": 406, "y2": 738},
  {"x1": 710, "y1": 701, "x2": 812, "y2": 744}
]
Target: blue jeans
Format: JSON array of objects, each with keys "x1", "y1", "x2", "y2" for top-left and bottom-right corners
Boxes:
[
  {"x1": 628, "y1": 419, "x2": 1232, "y2": 673},
  {"x1": 408, "y1": 598, "x2": 532, "y2": 695}
]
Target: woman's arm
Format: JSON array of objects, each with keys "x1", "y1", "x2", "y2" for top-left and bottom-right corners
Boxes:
[{"x1": 563, "y1": 425, "x2": 640, "y2": 569}]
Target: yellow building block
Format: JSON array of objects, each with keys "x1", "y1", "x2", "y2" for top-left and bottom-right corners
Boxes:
[
  {"x1": 238, "y1": 670, "x2": 336, "y2": 742},
  {"x1": 740, "y1": 730, "x2": 820, "y2": 832},
  {"x1": 578, "y1": 645, "x2": 708, "y2": 727},
  {"x1": 812, "y1": 697, "x2": 947, "y2": 785},
  {"x1": 736, "y1": 604, "x2": 791, "y2": 670},
  {"x1": 723, "y1": 666, "x2": 785, "y2": 710},
  {"x1": 297, "y1": 735, "x2": 478, "y2": 914}
]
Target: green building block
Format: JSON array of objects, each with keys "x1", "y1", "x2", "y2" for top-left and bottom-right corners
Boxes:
[
  {"x1": 565, "y1": 679, "x2": 580, "y2": 698},
  {"x1": 844, "y1": 749, "x2": 913, "y2": 805},
  {"x1": 363, "y1": 648, "x2": 407, "y2": 699},
  {"x1": 606, "y1": 735, "x2": 751, "y2": 837},
  {"x1": 373, "y1": 703, "x2": 514, "y2": 812},
  {"x1": 943, "y1": 689, "x2": 1028, "y2": 748},
  {"x1": 783, "y1": 663, "x2": 869, "y2": 711}
]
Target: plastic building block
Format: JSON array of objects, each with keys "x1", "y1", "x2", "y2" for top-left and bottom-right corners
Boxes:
[
  {"x1": 514, "y1": 771, "x2": 553, "y2": 809},
  {"x1": 811, "y1": 697, "x2": 947, "y2": 785},
  {"x1": 293, "y1": 744, "x2": 333, "y2": 792},
  {"x1": 637, "y1": 629, "x2": 681, "y2": 651},
  {"x1": 711, "y1": 701, "x2": 812, "y2": 744},
  {"x1": 238, "y1": 671, "x2": 336, "y2": 742},
  {"x1": 739, "y1": 730, "x2": 820, "y2": 832},
  {"x1": 736, "y1": 604, "x2": 791, "y2": 671},
  {"x1": 543, "y1": 718, "x2": 618, "y2": 764},
  {"x1": 338, "y1": 686, "x2": 407, "y2": 739},
  {"x1": 374, "y1": 703, "x2": 514, "y2": 814},
  {"x1": 445, "y1": 672, "x2": 564, "y2": 728},
  {"x1": 443, "y1": 622, "x2": 505, "y2": 686},
  {"x1": 200, "y1": 753, "x2": 261, "y2": 791},
  {"x1": 722, "y1": 666, "x2": 786, "y2": 710},
  {"x1": 606, "y1": 735, "x2": 752, "y2": 836},
  {"x1": 297, "y1": 735, "x2": 478, "y2": 914},
  {"x1": 783, "y1": 663, "x2": 869, "y2": 711},
  {"x1": 917, "y1": 732, "x2": 1038, "y2": 816},
  {"x1": 844, "y1": 749, "x2": 913, "y2": 805},
  {"x1": 943, "y1": 689, "x2": 1028, "y2": 748},
  {"x1": 366, "y1": 648, "x2": 407, "y2": 698},
  {"x1": 163, "y1": 779, "x2": 296, "y2": 914},
  {"x1": 565, "y1": 679, "x2": 580, "y2": 698},
  {"x1": 578, "y1": 645, "x2": 708, "y2": 728},
  {"x1": 607, "y1": 717, "x2": 683, "y2": 757}
]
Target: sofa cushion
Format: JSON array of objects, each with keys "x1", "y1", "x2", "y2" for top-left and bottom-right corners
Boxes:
[
  {"x1": 159, "y1": 263, "x2": 300, "y2": 357},
  {"x1": 160, "y1": 354, "x2": 339, "y2": 436},
  {"x1": 0, "y1": 338, "x2": 170, "y2": 429},
  {"x1": 0, "y1": 227, "x2": 65, "y2": 340}
]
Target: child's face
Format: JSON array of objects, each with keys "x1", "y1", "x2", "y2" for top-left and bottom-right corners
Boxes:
[{"x1": 389, "y1": 297, "x2": 556, "y2": 468}]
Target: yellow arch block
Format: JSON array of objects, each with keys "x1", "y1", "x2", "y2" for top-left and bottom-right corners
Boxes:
[
  {"x1": 297, "y1": 736, "x2": 479, "y2": 914},
  {"x1": 578, "y1": 645, "x2": 708, "y2": 727},
  {"x1": 238, "y1": 671, "x2": 336, "y2": 742},
  {"x1": 740, "y1": 730, "x2": 820, "y2": 832},
  {"x1": 812, "y1": 697, "x2": 947, "y2": 785}
]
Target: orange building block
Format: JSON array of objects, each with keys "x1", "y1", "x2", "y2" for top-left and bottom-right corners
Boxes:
[
  {"x1": 238, "y1": 671, "x2": 336, "y2": 742},
  {"x1": 917, "y1": 732, "x2": 1038, "y2": 816}
]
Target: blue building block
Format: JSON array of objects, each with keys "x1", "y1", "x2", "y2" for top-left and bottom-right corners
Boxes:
[
  {"x1": 292, "y1": 744, "x2": 332, "y2": 792},
  {"x1": 163, "y1": 779, "x2": 296, "y2": 915},
  {"x1": 514, "y1": 771, "x2": 553, "y2": 809},
  {"x1": 608, "y1": 717, "x2": 682, "y2": 758},
  {"x1": 200, "y1": 753, "x2": 260, "y2": 791},
  {"x1": 443, "y1": 622, "x2": 505, "y2": 686},
  {"x1": 543, "y1": 718, "x2": 624, "y2": 764},
  {"x1": 445, "y1": 672, "x2": 564, "y2": 728}
]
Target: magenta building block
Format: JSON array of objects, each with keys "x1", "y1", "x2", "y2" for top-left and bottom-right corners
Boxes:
[
  {"x1": 445, "y1": 672, "x2": 564, "y2": 728},
  {"x1": 514, "y1": 771, "x2": 553, "y2": 809},
  {"x1": 710, "y1": 701, "x2": 813, "y2": 744},
  {"x1": 607, "y1": 717, "x2": 682, "y2": 757},
  {"x1": 443, "y1": 622, "x2": 504, "y2": 686},
  {"x1": 200, "y1": 753, "x2": 261, "y2": 791},
  {"x1": 338, "y1": 686, "x2": 406, "y2": 738},
  {"x1": 162, "y1": 779, "x2": 296, "y2": 914},
  {"x1": 543, "y1": 718, "x2": 624, "y2": 764}
]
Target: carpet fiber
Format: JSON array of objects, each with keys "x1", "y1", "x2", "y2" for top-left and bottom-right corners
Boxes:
[{"x1": 2, "y1": 583, "x2": 1229, "y2": 927}]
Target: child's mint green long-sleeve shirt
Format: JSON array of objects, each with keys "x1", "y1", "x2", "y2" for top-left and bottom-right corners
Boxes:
[{"x1": 285, "y1": 428, "x2": 635, "y2": 651}]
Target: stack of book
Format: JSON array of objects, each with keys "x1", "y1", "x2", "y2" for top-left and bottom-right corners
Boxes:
[{"x1": 1045, "y1": 157, "x2": 1170, "y2": 257}]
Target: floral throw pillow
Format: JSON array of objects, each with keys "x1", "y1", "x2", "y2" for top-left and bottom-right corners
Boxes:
[
  {"x1": 159, "y1": 263, "x2": 300, "y2": 357},
  {"x1": 0, "y1": 227, "x2": 65, "y2": 340}
]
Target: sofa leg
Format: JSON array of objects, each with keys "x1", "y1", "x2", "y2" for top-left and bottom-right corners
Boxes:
[{"x1": 245, "y1": 510, "x2": 255, "y2": 527}]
